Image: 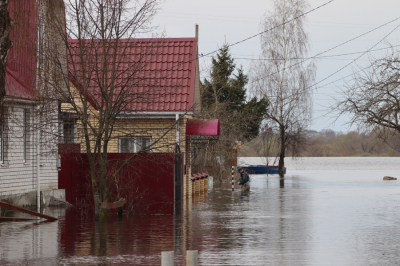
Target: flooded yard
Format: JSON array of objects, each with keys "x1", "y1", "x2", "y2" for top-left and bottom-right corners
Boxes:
[{"x1": 1, "y1": 157, "x2": 400, "y2": 265}]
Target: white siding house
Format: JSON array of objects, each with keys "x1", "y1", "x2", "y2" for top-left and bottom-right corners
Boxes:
[
  {"x1": 0, "y1": 74, "x2": 60, "y2": 204},
  {"x1": 0, "y1": 0, "x2": 66, "y2": 205}
]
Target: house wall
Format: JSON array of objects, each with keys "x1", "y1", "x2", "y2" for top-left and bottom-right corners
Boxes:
[
  {"x1": 108, "y1": 118, "x2": 185, "y2": 152},
  {"x1": 63, "y1": 83, "x2": 194, "y2": 197},
  {"x1": 109, "y1": 117, "x2": 191, "y2": 198},
  {"x1": 75, "y1": 116, "x2": 192, "y2": 198},
  {"x1": 0, "y1": 102, "x2": 59, "y2": 200},
  {"x1": 1, "y1": 0, "x2": 68, "y2": 202}
]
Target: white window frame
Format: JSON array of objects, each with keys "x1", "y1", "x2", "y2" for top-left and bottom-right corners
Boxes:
[{"x1": 118, "y1": 136, "x2": 152, "y2": 153}]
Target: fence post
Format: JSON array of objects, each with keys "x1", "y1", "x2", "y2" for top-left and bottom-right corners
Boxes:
[
  {"x1": 186, "y1": 250, "x2": 198, "y2": 266},
  {"x1": 161, "y1": 251, "x2": 174, "y2": 266}
]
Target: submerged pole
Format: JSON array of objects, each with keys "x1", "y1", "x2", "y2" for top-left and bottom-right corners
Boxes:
[
  {"x1": 231, "y1": 166, "x2": 234, "y2": 191},
  {"x1": 186, "y1": 250, "x2": 198, "y2": 266},
  {"x1": 161, "y1": 251, "x2": 174, "y2": 266}
]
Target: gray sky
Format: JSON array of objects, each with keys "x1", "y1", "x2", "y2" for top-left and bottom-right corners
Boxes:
[{"x1": 153, "y1": 0, "x2": 400, "y2": 132}]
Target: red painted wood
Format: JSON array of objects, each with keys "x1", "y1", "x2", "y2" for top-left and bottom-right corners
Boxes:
[{"x1": 0, "y1": 201, "x2": 57, "y2": 222}]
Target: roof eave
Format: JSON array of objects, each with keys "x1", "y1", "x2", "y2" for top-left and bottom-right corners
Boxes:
[{"x1": 117, "y1": 111, "x2": 193, "y2": 119}]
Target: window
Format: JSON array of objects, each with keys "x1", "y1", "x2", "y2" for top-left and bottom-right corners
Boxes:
[
  {"x1": 63, "y1": 119, "x2": 76, "y2": 143},
  {"x1": 0, "y1": 107, "x2": 7, "y2": 164},
  {"x1": 119, "y1": 137, "x2": 152, "y2": 153},
  {"x1": 23, "y1": 109, "x2": 31, "y2": 162}
]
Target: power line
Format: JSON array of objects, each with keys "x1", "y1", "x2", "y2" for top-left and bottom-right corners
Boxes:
[
  {"x1": 311, "y1": 23, "x2": 400, "y2": 89},
  {"x1": 161, "y1": 11, "x2": 395, "y2": 29},
  {"x1": 158, "y1": 0, "x2": 335, "y2": 79},
  {"x1": 198, "y1": 0, "x2": 335, "y2": 59},
  {"x1": 265, "y1": 23, "x2": 400, "y2": 103},
  {"x1": 250, "y1": 15, "x2": 400, "y2": 85},
  {"x1": 218, "y1": 56, "x2": 371, "y2": 62},
  {"x1": 229, "y1": 44, "x2": 400, "y2": 61}
]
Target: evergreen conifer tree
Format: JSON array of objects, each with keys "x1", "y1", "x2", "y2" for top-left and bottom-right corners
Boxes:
[{"x1": 201, "y1": 44, "x2": 268, "y2": 141}]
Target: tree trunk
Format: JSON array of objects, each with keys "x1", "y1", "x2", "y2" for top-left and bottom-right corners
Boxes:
[{"x1": 0, "y1": 0, "x2": 14, "y2": 109}]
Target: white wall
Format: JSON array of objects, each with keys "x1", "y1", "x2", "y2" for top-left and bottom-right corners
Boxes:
[{"x1": 0, "y1": 102, "x2": 59, "y2": 198}]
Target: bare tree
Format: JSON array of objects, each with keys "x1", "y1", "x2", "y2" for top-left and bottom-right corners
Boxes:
[
  {"x1": 250, "y1": 0, "x2": 316, "y2": 177},
  {"x1": 38, "y1": 0, "x2": 176, "y2": 218},
  {"x1": 336, "y1": 47, "x2": 400, "y2": 152}
]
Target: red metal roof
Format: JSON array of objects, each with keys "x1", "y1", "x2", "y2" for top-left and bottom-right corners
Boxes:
[
  {"x1": 4, "y1": 0, "x2": 38, "y2": 101},
  {"x1": 5, "y1": 68, "x2": 36, "y2": 100},
  {"x1": 186, "y1": 119, "x2": 221, "y2": 136},
  {"x1": 68, "y1": 38, "x2": 198, "y2": 112},
  {"x1": 7, "y1": 0, "x2": 38, "y2": 91}
]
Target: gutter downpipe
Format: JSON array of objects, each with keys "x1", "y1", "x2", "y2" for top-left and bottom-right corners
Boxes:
[
  {"x1": 36, "y1": 107, "x2": 41, "y2": 213},
  {"x1": 36, "y1": 0, "x2": 44, "y2": 213},
  {"x1": 176, "y1": 114, "x2": 180, "y2": 145}
]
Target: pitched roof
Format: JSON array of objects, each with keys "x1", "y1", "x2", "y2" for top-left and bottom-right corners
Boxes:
[
  {"x1": 5, "y1": 68, "x2": 36, "y2": 100},
  {"x1": 68, "y1": 38, "x2": 198, "y2": 113}
]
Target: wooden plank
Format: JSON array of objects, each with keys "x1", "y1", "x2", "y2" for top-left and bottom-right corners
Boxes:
[
  {"x1": 0, "y1": 201, "x2": 57, "y2": 222},
  {"x1": 100, "y1": 199, "x2": 126, "y2": 210}
]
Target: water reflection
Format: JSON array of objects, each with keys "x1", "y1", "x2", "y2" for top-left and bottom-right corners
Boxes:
[{"x1": 2, "y1": 170, "x2": 400, "y2": 265}]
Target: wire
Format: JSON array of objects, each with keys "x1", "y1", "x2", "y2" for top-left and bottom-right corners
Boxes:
[
  {"x1": 229, "y1": 44, "x2": 400, "y2": 60},
  {"x1": 317, "y1": 64, "x2": 372, "y2": 90},
  {"x1": 227, "y1": 57, "x2": 371, "y2": 62},
  {"x1": 252, "y1": 22, "x2": 400, "y2": 102},
  {"x1": 198, "y1": 0, "x2": 335, "y2": 59},
  {"x1": 153, "y1": 0, "x2": 335, "y2": 79},
  {"x1": 250, "y1": 16, "x2": 400, "y2": 85},
  {"x1": 311, "y1": 23, "x2": 400, "y2": 89}
]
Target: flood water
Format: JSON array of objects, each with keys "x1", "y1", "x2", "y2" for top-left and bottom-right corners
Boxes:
[{"x1": 1, "y1": 157, "x2": 400, "y2": 265}]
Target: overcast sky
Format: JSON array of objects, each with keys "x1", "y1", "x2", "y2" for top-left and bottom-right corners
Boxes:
[{"x1": 152, "y1": 0, "x2": 400, "y2": 132}]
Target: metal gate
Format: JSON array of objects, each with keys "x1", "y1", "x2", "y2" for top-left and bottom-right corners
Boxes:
[{"x1": 174, "y1": 144, "x2": 182, "y2": 214}]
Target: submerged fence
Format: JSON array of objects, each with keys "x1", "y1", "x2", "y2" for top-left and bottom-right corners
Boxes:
[{"x1": 58, "y1": 152, "x2": 182, "y2": 214}]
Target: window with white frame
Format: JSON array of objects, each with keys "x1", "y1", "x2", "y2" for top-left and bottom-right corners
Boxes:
[
  {"x1": 119, "y1": 137, "x2": 152, "y2": 153},
  {"x1": 0, "y1": 107, "x2": 7, "y2": 164},
  {"x1": 23, "y1": 109, "x2": 31, "y2": 163}
]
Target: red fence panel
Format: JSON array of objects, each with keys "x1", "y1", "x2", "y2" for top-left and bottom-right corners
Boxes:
[{"x1": 58, "y1": 153, "x2": 176, "y2": 214}]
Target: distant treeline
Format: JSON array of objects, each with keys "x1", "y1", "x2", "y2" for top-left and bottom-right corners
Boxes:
[{"x1": 240, "y1": 129, "x2": 400, "y2": 157}]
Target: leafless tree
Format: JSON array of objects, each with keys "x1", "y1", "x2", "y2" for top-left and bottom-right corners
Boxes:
[
  {"x1": 37, "y1": 0, "x2": 182, "y2": 218},
  {"x1": 336, "y1": 47, "x2": 400, "y2": 152},
  {"x1": 250, "y1": 0, "x2": 316, "y2": 177}
]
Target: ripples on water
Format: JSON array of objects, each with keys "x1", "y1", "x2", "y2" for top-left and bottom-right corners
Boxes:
[{"x1": 1, "y1": 157, "x2": 400, "y2": 265}]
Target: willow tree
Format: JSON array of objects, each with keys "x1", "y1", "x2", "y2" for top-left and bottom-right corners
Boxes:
[{"x1": 250, "y1": 0, "x2": 316, "y2": 177}]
